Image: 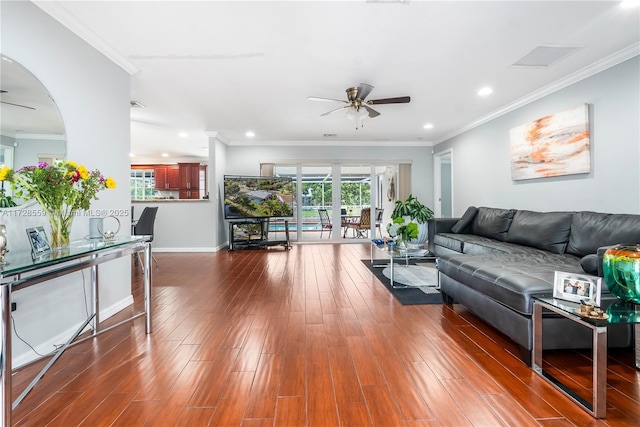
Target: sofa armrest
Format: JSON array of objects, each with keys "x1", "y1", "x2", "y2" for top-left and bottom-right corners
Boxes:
[{"x1": 428, "y1": 218, "x2": 460, "y2": 253}]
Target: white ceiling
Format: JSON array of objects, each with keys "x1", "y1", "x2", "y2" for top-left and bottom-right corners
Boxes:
[{"x1": 31, "y1": 1, "x2": 640, "y2": 163}]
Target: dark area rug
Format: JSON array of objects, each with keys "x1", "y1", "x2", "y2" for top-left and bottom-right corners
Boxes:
[{"x1": 361, "y1": 259, "x2": 444, "y2": 305}]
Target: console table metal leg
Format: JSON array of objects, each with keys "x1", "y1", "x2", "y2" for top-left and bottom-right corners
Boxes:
[
  {"x1": 144, "y1": 243, "x2": 153, "y2": 334},
  {"x1": 1, "y1": 284, "x2": 11, "y2": 427},
  {"x1": 91, "y1": 259, "x2": 99, "y2": 335}
]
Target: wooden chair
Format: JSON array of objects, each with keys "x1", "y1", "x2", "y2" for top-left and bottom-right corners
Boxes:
[
  {"x1": 347, "y1": 207, "x2": 371, "y2": 238},
  {"x1": 318, "y1": 208, "x2": 332, "y2": 238}
]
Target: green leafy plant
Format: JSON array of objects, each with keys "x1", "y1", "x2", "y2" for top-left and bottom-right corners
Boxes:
[{"x1": 390, "y1": 194, "x2": 434, "y2": 224}]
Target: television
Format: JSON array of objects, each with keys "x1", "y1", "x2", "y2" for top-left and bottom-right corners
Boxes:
[{"x1": 223, "y1": 175, "x2": 294, "y2": 220}]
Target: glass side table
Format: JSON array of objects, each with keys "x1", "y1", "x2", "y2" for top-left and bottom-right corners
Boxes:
[{"x1": 532, "y1": 296, "x2": 640, "y2": 418}]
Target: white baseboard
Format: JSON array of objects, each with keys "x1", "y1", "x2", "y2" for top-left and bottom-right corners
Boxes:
[
  {"x1": 12, "y1": 295, "x2": 134, "y2": 369},
  {"x1": 153, "y1": 247, "x2": 219, "y2": 253}
]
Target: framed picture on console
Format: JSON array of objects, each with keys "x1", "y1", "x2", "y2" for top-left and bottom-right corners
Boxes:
[
  {"x1": 26, "y1": 226, "x2": 51, "y2": 258},
  {"x1": 553, "y1": 271, "x2": 602, "y2": 305}
]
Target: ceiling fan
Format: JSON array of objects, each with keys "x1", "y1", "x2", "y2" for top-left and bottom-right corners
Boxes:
[
  {"x1": 307, "y1": 83, "x2": 410, "y2": 128},
  {"x1": 0, "y1": 90, "x2": 36, "y2": 110}
]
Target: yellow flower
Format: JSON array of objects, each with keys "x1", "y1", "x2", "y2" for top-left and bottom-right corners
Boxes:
[
  {"x1": 66, "y1": 160, "x2": 78, "y2": 168},
  {"x1": 105, "y1": 177, "x2": 116, "y2": 189},
  {"x1": 0, "y1": 166, "x2": 9, "y2": 181},
  {"x1": 78, "y1": 165, "x2": 89, "y2": 180}
]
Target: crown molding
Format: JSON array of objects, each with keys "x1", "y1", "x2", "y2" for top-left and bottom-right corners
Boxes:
[
  {"x1": 225, "y1": 139, "x2": 433, "y2": 147},
  {"x1": 434, "y1": 43, "x2": 640, "y2": 144},
  {"x1": 32, "y1": 1, "x2": 139, "y2": 75}
]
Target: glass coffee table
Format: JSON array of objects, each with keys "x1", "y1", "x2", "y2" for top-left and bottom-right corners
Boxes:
[
  {"x1": 532, "y1": 296, "x2": 640, "y2": 418},
  {"x1": 370, "y1": 240, "x2": 437, "y2": 288}
]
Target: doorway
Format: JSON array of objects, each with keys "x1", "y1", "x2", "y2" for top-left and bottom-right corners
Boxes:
[{"x1": 434, "y1": 149, "x2": 453, "y2": 218}]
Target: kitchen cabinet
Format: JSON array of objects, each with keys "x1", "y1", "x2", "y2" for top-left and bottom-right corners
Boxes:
[
  {"x1": 178, "y1": 163, "x2": 207, "y2": 199},
  {"x1": 154, "y1": 165, "x2": 180, "y2": 190}
]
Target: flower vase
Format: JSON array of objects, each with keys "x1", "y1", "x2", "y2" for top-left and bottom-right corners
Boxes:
[
  {"x1": 603, "y1": 244, "x2": 640, "y2": 304},
  {"x1": 46, "y1": 209, "x2": 75, "y2": 249},
  {"x1": 396, "y1": 238, "x2": 407, "y2": 251}
]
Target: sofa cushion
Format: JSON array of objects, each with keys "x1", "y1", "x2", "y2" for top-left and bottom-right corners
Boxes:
[
  {"x1": 471, "y1": 207, "x2": 516, "y2": 241},
  {"x1": 438, "y1": 252, "x2": 584, "y2": 315},
  {"x1": 567, "y1": 212, "x2": 640, "y2": 257},
  {"x1": 451, "y1": 206, "x2": 478, "y2": 234},
  {"x1": 580, "y1": 254, "x2": 599, "y2": 275},
  {"x1": 506, "y1": 210, "x2": 573, "y2": 254},
  {"x1": 433, "y1": 233, "x2": 464, "y2": 253}
]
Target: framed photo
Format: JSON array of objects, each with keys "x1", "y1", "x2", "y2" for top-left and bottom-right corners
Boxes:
[
  {"x1": 553, "y1": 271, "x2": 602, "y2": 305},
  {"x1": 26, "y1": 226, "x2": 51, "y2": 258}
]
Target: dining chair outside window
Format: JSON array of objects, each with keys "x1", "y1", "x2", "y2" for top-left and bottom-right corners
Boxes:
[
  {"x1": 347, "y1": 207, "x2": 371, "y2": 238},
  {"x1": 375, "y1": 208, "x2": 384, "y2": 236},
  {"x1": 318, "y1": 208, "x2": 332, "y2": 238},
  {"x1": 133, "y1": 206, "x2": 159, "y2": 269}
]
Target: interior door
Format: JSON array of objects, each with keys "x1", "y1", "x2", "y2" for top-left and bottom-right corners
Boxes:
[{"x1": 434, "y1": 149, "x2": 453, "y2": 218}]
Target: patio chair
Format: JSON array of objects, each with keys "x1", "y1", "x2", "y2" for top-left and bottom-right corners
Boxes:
[
  {"x1": 318, "y1": 208, "x2": 332, "y2": 238},
  {"x1": 375, "y1": 208, "x2": 384, "y2": 236},
  {"x1": 347, "y1": 207, "x2": 371, "y2": 238}
]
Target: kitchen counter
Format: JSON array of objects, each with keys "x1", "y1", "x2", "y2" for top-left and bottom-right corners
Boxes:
[{"x1": 131, "y1": 199, "x2": 210, "y2": 203}]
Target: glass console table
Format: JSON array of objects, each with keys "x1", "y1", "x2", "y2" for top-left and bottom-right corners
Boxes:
[
  {"x1": 532, "y1": 296, "x2": 640, "y2": 418},
  {"x1": 0, "y1": 236, "x2": 152, "y2": 426}
]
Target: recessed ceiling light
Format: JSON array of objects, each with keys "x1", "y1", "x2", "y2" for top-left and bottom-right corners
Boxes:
[
  {"x1": 621, "y1": 1, "x2": 639, "y2": 8},
  {"x1": 161, "y1": 153, "x2": 169, "y2": 157},
  {"x1": 129, "y1": 152, "x2": 135, "y2": 158},
  {"x1": 477, "y1": 87, "x2": 493, "y2": 96},
  {"x1": 179, "y1": 132, "x2": 188, "y2": 138},
  {"x1": 246, "y1": 131, "x2": 255, "y2": 137},
  {"x1": 423, "y1": 123, "x2": 434, "y2": 129}
]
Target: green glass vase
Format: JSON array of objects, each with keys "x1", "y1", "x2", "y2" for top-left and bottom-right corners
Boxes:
[{"x1": 602, "y1": 244, "x2": 640, "y2": 304}]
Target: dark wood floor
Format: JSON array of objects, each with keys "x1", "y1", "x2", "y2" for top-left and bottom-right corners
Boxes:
[{"x1": 10, "y1": 244, "x2": 640, "y2": 426}]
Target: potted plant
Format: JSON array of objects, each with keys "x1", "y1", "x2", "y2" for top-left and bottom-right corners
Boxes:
[{"x1": 390, "y1": 194, "x2": 434, "y2": 246}]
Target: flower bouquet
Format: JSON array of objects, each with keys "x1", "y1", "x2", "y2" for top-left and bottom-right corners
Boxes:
[
  {"x1": 0, "y1": 161, "x2": 116, "y2": 248},
  {"x1": 386, "y1": 217, "x2": 418, "y2": 249}
]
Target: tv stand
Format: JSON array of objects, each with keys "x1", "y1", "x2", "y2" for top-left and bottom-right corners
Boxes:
[{"x1": 228, "y1": 219, "x2": 291, "y2": 251}]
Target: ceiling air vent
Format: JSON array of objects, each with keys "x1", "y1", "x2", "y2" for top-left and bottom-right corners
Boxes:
[
  {"x1": 323, "y1": 133, "x2": 337, "y2": 138},
  {"x1": 512, "y1": 45, "x2": 582, "y2": 68}
]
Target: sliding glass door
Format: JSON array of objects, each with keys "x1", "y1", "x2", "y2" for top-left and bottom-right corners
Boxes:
[{"x1": 272, "y1": 163, "x2": 393, "y2": 242}]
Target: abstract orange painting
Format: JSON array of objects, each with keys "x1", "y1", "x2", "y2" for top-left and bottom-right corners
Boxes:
[{"x1": 510, "y1": 104, "x2": 590, "y2": 180}]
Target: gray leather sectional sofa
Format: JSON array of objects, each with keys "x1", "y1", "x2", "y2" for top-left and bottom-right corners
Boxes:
[{"x1": 428, "y1": 207, "x2": 640, "y2": 364}]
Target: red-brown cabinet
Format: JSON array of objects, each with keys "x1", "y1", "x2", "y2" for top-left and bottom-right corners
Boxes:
[
  {"x1": 178, "y1": 163, "x2": 207, "y2": 199},
  {"x1": 154, "y1": 165, "x2": 180, "y2": 190}
]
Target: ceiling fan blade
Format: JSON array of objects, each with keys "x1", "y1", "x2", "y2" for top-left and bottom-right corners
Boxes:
[
  {"x1": 367, "y1": 96, "x2": 411, "y2": 105},
  {"x1": 321, "y1": 105, "x2": 350, "y2": 116},
  {"x1": 0, "y1": 100, "x2": 36, "y2": 110},
  {"x1": 356, "y1": 83, "x2": 374, "y2": 100},
  {"x1": 362, "y1": 105, "x2": 380, "y2": 118},
  {"x1": 307, "y1": 96, "x2": 347, "y2": 103}
]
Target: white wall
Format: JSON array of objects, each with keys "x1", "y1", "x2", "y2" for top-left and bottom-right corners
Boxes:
[
  {"x1": 133, "y1": 201, "x2": 219, "y2": 251},
  {"x1": 2, "y1": 1, "x2": 132, "y2": 367},
  {"x1": 436, "y1": 56, "x2": 640, "y2": 216}
]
